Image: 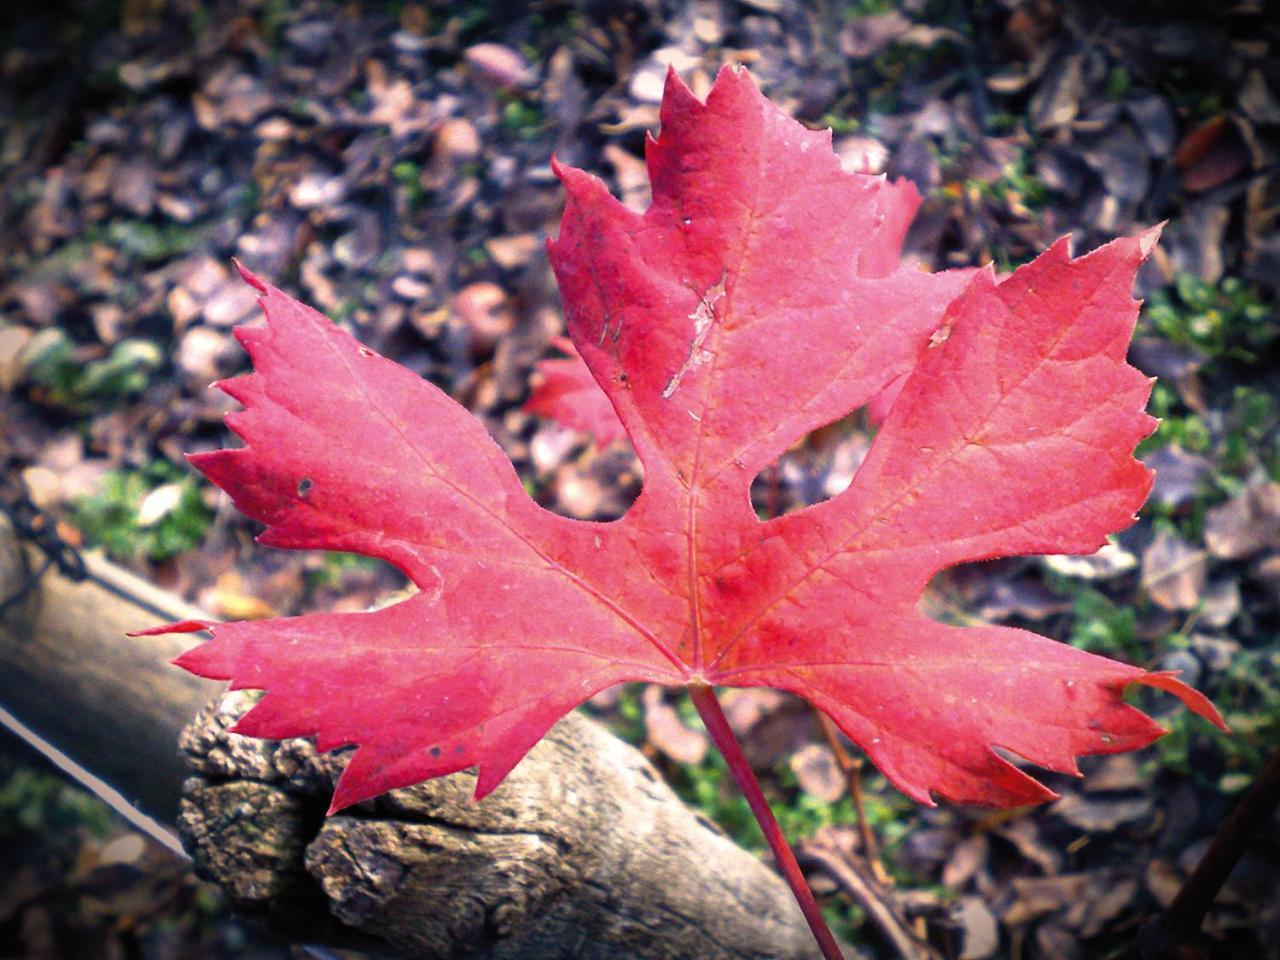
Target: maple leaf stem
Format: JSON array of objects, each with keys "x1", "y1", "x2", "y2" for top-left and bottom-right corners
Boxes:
[{"x1": 688, "y1": 682, "x2": 846, "y2": 960}]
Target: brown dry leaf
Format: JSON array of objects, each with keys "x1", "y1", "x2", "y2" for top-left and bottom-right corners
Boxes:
[
  {"x1": 207, "y1": 570, "x2": 279, "y2": 620},
  {"x1": 20, "y1": 465, "x2": 62, "y2": 508},
  {"x1": 642, "y1": 686, "x2": 708, "y2": 765},
  {"x1": 12, "y1": 280, "x2": 75, "y2": 326},
  {"x1": 1204, "y1": 481, "x2": 1280, "y2": 559},
  {"x1": 601, "y1": 103, "x2": 662, "y2": 136},
  {"x1": 1126, "y1": 92, "x2": 1177, "y2": 156},
  {"x1": 452, "y1": 282, "x2": 514, "y2": 353},
  {"x1": 0, "y1": 326, "x2": 34, "y2": 391},
  {"x1": 551, "y1": 455, "x2": 637, "y2": 521},
  {"x1": 1253, "y1": 553, "x2": 1280, "y2": 605},
  {"x1": 529, "y1": 421, "x2": 582, "y2": 476},
  {"x1": 1033, "y1": 922, "x2": 1080, "y2": 960},
  {"x1": 1141, "y1": 527, "x2": 1208, "y2": 611},
  {"x1": 834, "y1": 135, "x2": 889, "y2": 176},
  {"x1": 1129, "y1": 338, "x2": 1205, "y2": 383},
  {"x1": 202, "y1": 281, "x2": 259, "y2": 328},
  {"x1": 719, "y1": 688, "x2": 787, "y2": 737},
  {"x1": 1071, "y1": 875, "x2": 1139, "y2": 937},
  {"x1": 942, "y1": 833, "x2": 989, "y2": 889},
  {"x1": 628, "y1": 49, "x2": 700, "y2": 104},
  {"x1": 1239, "y1": 67, "x2": 1280, "y2": 125},
  {"x1": 1145, "y1": 859, "x2": 1182, "y2": 909},
  {"x1": 604, "y1": 144, "x2": 651, "y2": 213},
  {"x1": 196, "y1": 69, "x2": 273, "y2": 127},
  {"x1": 1199, "y1": 577, "x2": 1240, "y2": 628},
  {"x1": 1080, "y1": 127, "x2": 1150, "y2": 202},
  {"x1": 1002, "y1": 0, "x2": 1060, "y2": 60},
  {"x1": 789, "y1": 743, "x2": 845, "y2": 804},
  {"x1": 1030, "y1": 53, "x2": 1084, "y2": 131},
  {"x1": 1001, "y1": 874, "x2": 1088, "y2": 925},
  {"x1": 333, "y1": 210, "x2": 382, "y2": 271},
  {"x1": 97, "y1": 834, "x2": 147, "y2": 868},
  {"x1": 391, "y1": 275, "x2": 432, "y2": 301},
  {"x1": 1163, "y1": 203, "x2": 1232, "y2": 285},
  {"x1": 1143, "y1": 444, "x2": 1213, "y2": 508},
  {"x1": 364, "y1": 60, "x2": 436, "y2": 136},
  {"x1": 175, "y1": 327, "x2": 237, "y2": 384},
  {"x1": 1042, "y1": 541, "x2": 1137, "y2": 581},
  {"x1": 1082, "y1": 754, "x2": 1144, "y2": 793},
  {"x1": 289, "y1": 173, "x2": 348, "y2": 210},
  {"x1": 464, "y1": 43, "x2": 531, "y2": 89},
  {"x1": 435, "y1": 117, "x2": 482, "y2": 162},
  {"x1": 110, "y1": 161, "x2": 157, "y2": 217},
  {"x1": 1049, "y1": 792, "x2": 1153, "y2": 832},
  {"x1": 1176, "y1": 116, "x2": 1252, "y2": 193},
  {"x1": 978, "y1": 579, "x2": 1071, "y2": 622},
  {"x1": 483, "y1": 233, "x2": 540, "y2": 270},
  {"x1": 840, "y1": 11, "x2": 912, "y2": 59},
  {"x1": 995, "y1": 817, "x2": 1062, "y2": 875},
  {"x1": 954, "y1": 895, "x2": 999, "y2": 959}
]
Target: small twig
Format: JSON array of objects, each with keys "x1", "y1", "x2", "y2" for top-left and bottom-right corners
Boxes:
[
  {"x1": 815, "y1": 710, "x2": 890, "y2": 885},
  {"x1": 1171, "y1": 743, "x2": 1280, "y2": 938},
  {"x1": 797, "y1": 842, "x2": 939, "y2": 960},
  {"x1": 1129, "y1": 743, "x2": 1280, "y2": 959}
]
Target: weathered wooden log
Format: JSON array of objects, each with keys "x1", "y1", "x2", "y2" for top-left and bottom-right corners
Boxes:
[
  {"x1": 182, "y1": 692, "x2": 836, "y2": 959},
  {"x1": 0, "y1": 518, "x2": 850, "y2": 958},
  {"x1": 0, "y1": 515, "x2": 212, "y2": 826}
]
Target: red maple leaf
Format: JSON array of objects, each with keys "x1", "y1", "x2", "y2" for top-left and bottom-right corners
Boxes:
[
  {"x1": 150, "y1": 66, "x2": 1223, "y2": 954},
  {"x1": 524, "y1": 335, "x2": 627, "y2": 447}
]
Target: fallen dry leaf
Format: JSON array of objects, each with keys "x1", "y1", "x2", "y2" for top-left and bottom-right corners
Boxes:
[{"x1": 1141, "y1": 527, "x2": 1208, "y2": 610}]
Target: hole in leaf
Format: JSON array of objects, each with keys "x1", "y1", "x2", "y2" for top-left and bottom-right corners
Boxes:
[
  {"x1": 920, "y1": 558, "x2": 1058, "y2": 630},
  {"x1": 991, "y1": 745, "x2": 1040, "y2": 770},
  {"x1": 524, "y1": 438, "x2": 643, "y2": 522},
  {"x1": 300, "y1": 550, "x2": 408, "y2": 609},
  {"x1": 749, "y1": 406, "x2": 876, "y2": 519}
]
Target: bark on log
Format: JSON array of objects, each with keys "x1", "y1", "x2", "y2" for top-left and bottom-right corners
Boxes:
[
  {"x1": 0, "y1": 518, "x2": 849, "y2": 958},
  {"x1": 182, "y1": 693, "x2": 835, "y2": 959}
]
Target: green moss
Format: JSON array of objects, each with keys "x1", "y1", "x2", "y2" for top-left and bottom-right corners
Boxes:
[
  {"x1": 308, "y1": 551, "x2": 385, "y2": 590},
  {"x1": 106, "y1": 219, "x2": 202, "y2": 263},
  {"x1": 393, "y1": 160, "x2": 426, "y2": 210},
  {"x1": 500, "y1": 99, "x2": 544, "y2": 139},
  {"x1": 1105, "y1": 66, "x2": 1132, "y2": 100},
  {"x1": 71, "y1": 461, "x2": 213, "y2": 564},
  {"x1": 1144, "y1": 275, "x2": 1275, "y2": 362},
  {"x1": 20, "y1": 330, "x2": 162, "y2": 413},
  {"x1": 818, "y1": 112, "x2": 862, "y2": 134},
  {"x1": 1138, "y1": 274, "x2": 1280, "y2": 486},
  {"x1": 844, "y1": 0, "x2": 897, "y2": 15},
  {"x1": 670, "y1": 745, "x2": 761, "y2": 850},
  {"x1": 1049, "y1": 578, "x2": 1143, "y2": 662},
  {"x1": 965, "y1": 147, "x2": 1049, "y2": 212},
  {"x1": 0, "y1": 765, "x2": 113, "y2": 839}
]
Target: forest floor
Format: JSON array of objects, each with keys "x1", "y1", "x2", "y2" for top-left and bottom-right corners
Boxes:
[{"x1": 1, "y1": 1, "x2": 1278, "y2": 958}]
